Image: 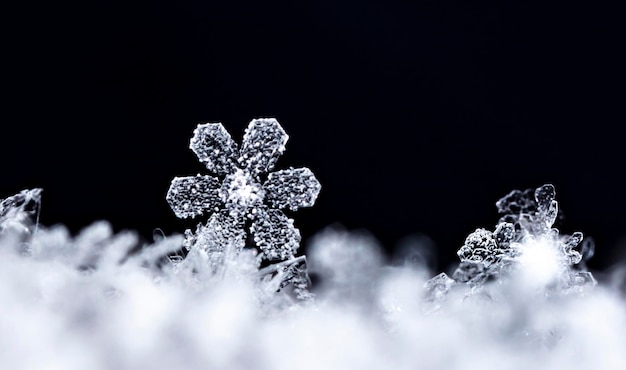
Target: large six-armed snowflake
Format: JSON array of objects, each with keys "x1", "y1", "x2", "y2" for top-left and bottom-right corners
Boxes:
[{"x1": 166, "y1": 118, "x2": 321, "y2": 262}]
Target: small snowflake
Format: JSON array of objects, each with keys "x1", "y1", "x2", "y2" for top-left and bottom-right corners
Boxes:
[{"x1": 166, "y1": 118, "x2": 321, "y2": 262}]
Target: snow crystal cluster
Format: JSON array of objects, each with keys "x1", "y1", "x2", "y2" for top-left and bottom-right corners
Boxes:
[
  {"x1": 0, "y1": 119, "x2": 625, "y2": 370},
  {"x1": 425, "y1": 184, "x2": 596, "y2": 302}
]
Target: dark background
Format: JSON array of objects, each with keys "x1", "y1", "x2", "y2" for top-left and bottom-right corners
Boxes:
[{"x1": 3, "y1": 1, "x2": 625, "y2": 274}]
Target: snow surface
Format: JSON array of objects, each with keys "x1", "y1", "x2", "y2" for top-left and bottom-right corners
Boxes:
[{"x1": 1, "y1": 190, "x2": 625, "y2": 370}]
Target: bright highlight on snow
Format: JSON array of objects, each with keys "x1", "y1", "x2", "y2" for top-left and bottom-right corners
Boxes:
[{"x1": 0, "y1": 119, "x2": 625, "y2": 370}]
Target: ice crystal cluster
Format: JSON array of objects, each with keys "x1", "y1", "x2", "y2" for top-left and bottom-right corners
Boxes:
[
  {"x1": 0, "y1": 122, "x2": 625, "y2": 370},
  {"x1": 425, "y1": 184, "x2": 596, "y2": 301}
]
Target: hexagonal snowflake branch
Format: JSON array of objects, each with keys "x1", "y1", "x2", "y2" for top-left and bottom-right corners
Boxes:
[
  {"x1": 190, "y1": 123, "x2": 239, "y2": 176},
  {"x1": 264, "y1": 168, "x2": 322, "y2": 212},
  {"x1": 251, "y1": 207, "x2": 302, "y2": 261},
  {"x1": 238, "y1": 118, "x2": 289, "y2": 177},
  {"x1": 166, "y1": 175, "x2": 221, "y2": 219}
]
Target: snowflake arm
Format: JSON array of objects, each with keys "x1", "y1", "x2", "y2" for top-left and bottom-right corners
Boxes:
[
  {"x1": 190, "y1": 123, "x2": 239, "y2": 176},
  {"x1": 250, "y1": 207, "x2": 301, "y2": 261},
  {"x1": 166, "y1": 175, "x2": 221, "y2": 219},
  {"x1": 238, "y1": 118, "x2": 289, "y2": 177},
  {"x1": 561, "y1": 231, "x2": 584, "y2": 265},
  {"x1": 193, "y1": 210, "x2": 246, "y2": 253},
  {"x1": 264, "y1": 167, "x2": 321, "y2": 211}
]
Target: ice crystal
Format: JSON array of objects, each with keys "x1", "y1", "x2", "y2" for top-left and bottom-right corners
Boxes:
[
  {"x1": 423, "y1": 272, "x2": 456, "y2": 304},
  {"x1": 0, "y1": 188, "x2": 42, "y2": 240},
  {"x1": 166, "y1": 118, "x2": 321, "y2": 299},
  {"x1": 427, "y1": 184, "x2": 596, "y2": 298}
]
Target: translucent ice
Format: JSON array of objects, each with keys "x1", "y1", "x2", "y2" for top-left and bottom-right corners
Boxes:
[
  {"x1": 496, "y1": 184, "x2": 559, "y2": 238},
  {"x1": 0, "y1": 188, "x2": 42, "y2": 237},
  {"x1": 424, "y1": 272, "x2": 456, "y2": 302},
  {"x1": 429, "y1": 184, "x2": 596, "y2": 296}
]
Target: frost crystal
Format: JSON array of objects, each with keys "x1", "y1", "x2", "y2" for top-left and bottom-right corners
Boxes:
[
  {"x1": 427, "y1": 184, "x2": 596, "y2": 299},
  {"x1": 424, "y1": 272, "x2": 456, "y2": 304},
  {"x1": 0, "y1": 188, "x2": 42, "y2": 238},
  {"x1": 167, "y1": 118, "x2": 321, "y2": 299}
]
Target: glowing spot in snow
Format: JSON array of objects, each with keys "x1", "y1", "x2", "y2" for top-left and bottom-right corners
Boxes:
[{"x1": 517, "y1": 237, "x2": 562, "y2": 287}]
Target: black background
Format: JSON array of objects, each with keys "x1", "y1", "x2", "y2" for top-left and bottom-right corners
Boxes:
[{"x1": 3, "y1": 1, "x2": 625, "y2": 274}]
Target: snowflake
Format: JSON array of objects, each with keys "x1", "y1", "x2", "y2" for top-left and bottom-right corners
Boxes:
[{"x1": 166, "y1": 118, "x2": 321, "y2": 262}]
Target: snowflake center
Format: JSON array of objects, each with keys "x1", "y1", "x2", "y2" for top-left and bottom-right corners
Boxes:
[{"x1": 220, "y1": 169, "x2": 265, "y2": 218}]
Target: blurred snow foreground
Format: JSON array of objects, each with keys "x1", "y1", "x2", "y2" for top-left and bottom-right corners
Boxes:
[{"x1": 1, "y1": 121, "x2": 625, "y2": 370}]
